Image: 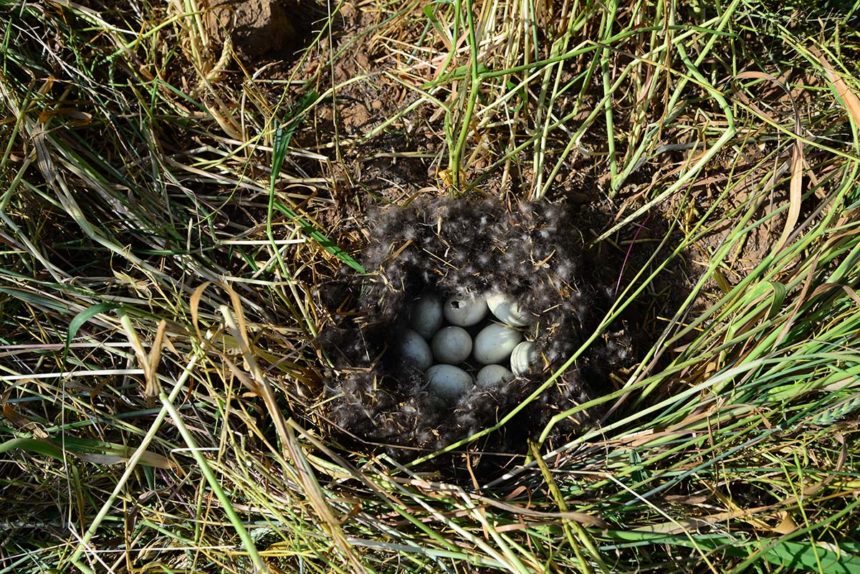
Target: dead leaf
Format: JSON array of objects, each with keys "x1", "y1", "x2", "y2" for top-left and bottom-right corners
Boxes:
[
  {"x1": 146, "y1": 319, "x2": 168, "y2": 396},
  {"x1": 772, "y1": 511, "x2": 798, "y2": 534},
  {"x1": 120, "y1": 315, "x2": 157, "y2": 397},
  {"x1": 810, "y1": 46, "x2": 860, "y2": 126},
  {"x1": 733, "y1": 70, "x2": 805, "y2": 253},
  {"x1": 635, "y1": 504, "x2": 775, "y2": 535},
  {"x1": 663, "y1": 495, "x2": 709, "y2": 505},
  {"x1": 843, "y1": 286, "x2": 860, "y2": 307},
  {"x1": 474, "y1": 495, "x2": 609, "y2": 528},
  {"x1": 772, "y1": 138, "x2": 803, "y2": 253},
  {"x1": 190, "y1": 281, "x2": 212, "y2": 338},
  {"x1": 2, "y1": 403, "x2": 48, "y2": 438}
]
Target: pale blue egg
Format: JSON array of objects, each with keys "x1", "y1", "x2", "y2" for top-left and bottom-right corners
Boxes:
[
  {"x1": 510, "y1": 341, "x2": 539, "y2": 375},
  {"x1": 474, "y1": 323, "x2": 522, "y2": 364},
  {"x1": 400, "y1": 329, "x2": 433, "y2": 370},
  {"x1": 409, "y1": 296, "x2": 443, "y2": 339},
  {"x1": 486, "y1": 292, "x2": 531, "y2": 327},
  {"x1": 477, "y1": 364, "x2": 513, "y2": 387},
  {"x1": 443, "y1": 296, "x2": 488, "y2": 326},
  {"x1": 431, "y1": 326, "x2": 472, "y2": 364},
  {"x1": 426, "y1": 364, "x2": 473, "y2": 401}
]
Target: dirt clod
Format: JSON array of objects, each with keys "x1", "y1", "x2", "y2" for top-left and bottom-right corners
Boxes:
[
  {"x1": 201, "y1": 0, "x2": 301, "y2": 60},
  {"x1": 342, "y1": 103, "x2": 370, "y2": 133}
]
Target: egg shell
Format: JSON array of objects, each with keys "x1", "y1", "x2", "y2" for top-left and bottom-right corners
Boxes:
[
  {"x1": 431, "y1": 326, "x2": 473, "y2": 364},
  {"x1": 400, "y1": 329, "x2": 433, "y2": 370},
  {"x1": 426, "y1": 364, "x2": 474, "y2": 401},
  {"x1": 477, "y1": 364, "x2": 513, "y2": 387},
  {"x1": 511, "y1": 341, "x2": 540, "y2": 375},
  {"x1": 409, "y1": 296, "x2": 443, "y2": 339},
  {"x1": 486, "y1": 292, "x2": 531, "y2": 327},
  {"x1": 473, "y1": 323, "x2": 523, "y2": 364},
  {"x1": 443, "y1": 296, "x2": 488, "y2": 326}
]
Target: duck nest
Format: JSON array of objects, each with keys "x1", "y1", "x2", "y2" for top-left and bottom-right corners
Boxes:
[{"x1": 319, "y1": 198, "x2": 633, "y2": 454}]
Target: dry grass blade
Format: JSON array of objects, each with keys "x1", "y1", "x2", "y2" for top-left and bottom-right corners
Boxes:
[
  {"x1": 809, "y1": 46, "x2": 860, "y2": 127},
  {"x1": 119, "y1": 313, "x2": 160, "y2": 398},
  {"x1": 773, "y1": 135, "x2": 804, "y2": 254},
  {"x1": 732, "y1": 71, "x2": 806, "y2": 254},
  {"x1": 2, "y1": 1, "x2": 860, "y2": 572},
  {"x1": 283, "y1": 423, "x2": 367, "y2": 574},
  {"x1": 218, "y1": 299, "x2": 289, "y2": 454}
]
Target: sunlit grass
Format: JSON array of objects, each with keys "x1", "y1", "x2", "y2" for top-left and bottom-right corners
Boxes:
[{"x1": 1, "y1": 0, "x2": 859, "y2": 572}]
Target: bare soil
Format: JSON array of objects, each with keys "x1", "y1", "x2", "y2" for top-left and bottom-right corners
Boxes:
[{"x1": 201, "y1": 0, "x2": 309, "y2": 59}]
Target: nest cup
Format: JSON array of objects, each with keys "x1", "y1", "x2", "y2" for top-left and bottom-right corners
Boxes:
[{"x1": 320, "y1": 198, "x2": 620, "y2": 453}]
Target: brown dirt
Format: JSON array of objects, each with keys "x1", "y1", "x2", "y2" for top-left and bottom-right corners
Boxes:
[{"x1": 201, "y1": 0, "x2": 304, "y2": 59}]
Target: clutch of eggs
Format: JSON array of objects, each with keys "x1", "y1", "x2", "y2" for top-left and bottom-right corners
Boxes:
[{"x1": 401, "y1": 292, "x2": 539, "y2": 402}]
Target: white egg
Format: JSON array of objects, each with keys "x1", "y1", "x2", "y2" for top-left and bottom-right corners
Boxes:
[
  {"x1": 443, "y1": 295, "x2": 488, "y2": 326},
  {"x1": 409, "y1": 296, "x2": 443, "y2": 339},
  {"x1": 400, "y1": 329, "x2": 433, "y2": 370},
  {"x1": 477, "y1": 364, "x2": 513, "y2": 387},
  {"x1": 426, "y1": 364, "x2": 473, "y2": 401},
  {"x1": 511, "y1": 341, "x2": 540, "y2": 375},
  {"x1": 473, "y1": 323, "x2": 523, "y2": 364},
  {"x1": 486, "y1": 292, "x2": 531, "y2": 327},
  {"x1": 431, "y1": 326, "x2": 472, "y2": 364}
]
